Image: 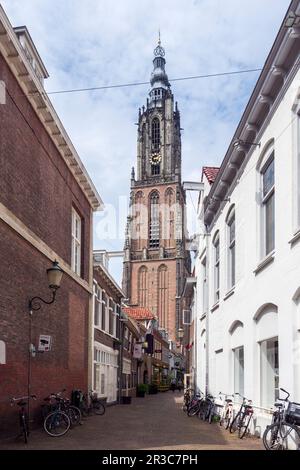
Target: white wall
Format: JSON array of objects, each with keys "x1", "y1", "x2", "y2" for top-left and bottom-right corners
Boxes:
[{"x1": 195, "y1": 69, "x2": 300, "y2": 434}]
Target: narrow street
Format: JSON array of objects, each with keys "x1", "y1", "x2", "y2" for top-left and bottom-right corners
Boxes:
[{"x1": 0, "y1": 392, "x2": 263, "y2": 450}]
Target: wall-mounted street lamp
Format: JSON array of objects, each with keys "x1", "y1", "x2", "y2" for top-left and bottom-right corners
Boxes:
[
  {"x1": 177, "y1": 328, "x2": 184, "y2": 342},
  {"x1": 29, "y1": 260, "x2": 63, "y2": 312},
  {"x1": 27, "y1": 260, "x2": 63, "y2": 431}
]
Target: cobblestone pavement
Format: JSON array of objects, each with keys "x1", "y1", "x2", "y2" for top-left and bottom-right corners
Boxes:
[{"x1": 0, "y1": 392, "x2": 264, "y2": 450}]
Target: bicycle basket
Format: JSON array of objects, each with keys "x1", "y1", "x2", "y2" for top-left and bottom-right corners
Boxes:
[{"x1": 285, "y1": 402, "x2": 300, "y2": 426}]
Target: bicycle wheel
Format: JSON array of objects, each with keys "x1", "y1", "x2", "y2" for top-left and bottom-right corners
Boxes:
[
  {"x1": 187, "y1": 404, "x2": 199, "y2": 417},
  {"x1": 92, "y1": 402, "x2": 105, "y2": 416},
  {"x1": 44, "y1": 411, "x2": 70, "y2": 437},
  {"x1": 263, "y1": 422, "x2": 300, "y2": 450},
  {"x1": 238, "y1": 414, "x2": 252, "y2": 439},
  {"x1": 224, "y1": 409, "x2": 233, "y2": 430},
  {"x1": 68, "y1": 405, "x2": 82, "y2": 426},
  {"x1": 20, "y1": 414, "x2": 28, "y2": 444},
  {"x1": 229, "y1": 412, "x2": 240, "y2": 433},
  {"x1": 208, "y1": 405, "x2": 214, "y2": 424},
  {"x1": 199, "y1": 404, "x2": 208, "y2": 421}
]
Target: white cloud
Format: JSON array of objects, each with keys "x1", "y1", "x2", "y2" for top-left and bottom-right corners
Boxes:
[{"x1": 0, "y1": 0, "x2": 291, "y2": 283}]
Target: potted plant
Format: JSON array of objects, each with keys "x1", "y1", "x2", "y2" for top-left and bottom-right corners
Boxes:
[{"x1": 136, "y1": 384, "x2": 147, "y2": 398}]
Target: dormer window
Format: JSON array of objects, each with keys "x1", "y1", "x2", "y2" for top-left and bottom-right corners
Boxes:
[{"x1": 13, "y1": 26, "x2": 49, "y2": 87}]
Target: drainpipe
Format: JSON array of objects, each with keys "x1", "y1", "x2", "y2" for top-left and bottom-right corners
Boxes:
[
  {"x1": 204, "y1": 224, "x2": 211, "y2": 396},
  {"x1": 88, "y1": 208, "x2": 94, "y2": 394},
  {"x1": 118, "y1": 320, "x2": 124, "y2": 404}
]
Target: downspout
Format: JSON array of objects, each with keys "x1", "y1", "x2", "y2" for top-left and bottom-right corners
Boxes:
[
  {"x1": 88, "y1": 207, "x2": 94, "y2": 393},
  {"x1": 205, "y1": 223, "x2": 210, "y2": 396}
]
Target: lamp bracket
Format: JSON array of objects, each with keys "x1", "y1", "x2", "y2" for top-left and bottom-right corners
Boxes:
[{"x1": 29, "y1": 290, "x2": 57, "y2": 312}]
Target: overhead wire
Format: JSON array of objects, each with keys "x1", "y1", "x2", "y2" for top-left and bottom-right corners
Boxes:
[{"x1": 30, "y1": 67, "x2": 263, "y2": 96}]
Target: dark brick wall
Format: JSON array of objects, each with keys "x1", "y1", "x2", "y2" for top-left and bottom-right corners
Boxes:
[
  {"x1": 0, "y1": 49, "x2": 93, "y2": 436},
  {"x1": 0, "y1": 53, "x2": 91, "y2": 281},
  {"x1": 0, "y1": 221, "x2": 90, "y2": 436}
]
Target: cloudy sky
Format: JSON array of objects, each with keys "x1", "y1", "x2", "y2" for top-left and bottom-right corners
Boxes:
[{"x1": 1, "y1": 0, "x2": 291, "y2": 284}]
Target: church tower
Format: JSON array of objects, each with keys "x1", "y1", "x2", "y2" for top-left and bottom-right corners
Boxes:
[{"x1": 123, "y1": 37, "x2": 190, "y2": 342}]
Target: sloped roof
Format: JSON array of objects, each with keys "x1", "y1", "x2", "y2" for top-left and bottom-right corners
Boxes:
[
  {"x1": 123, "y1": 307, "x2": 155, "y2": 321},
  {"x1": 202, "y1": 166, "x2": 220, "y2": 185}
]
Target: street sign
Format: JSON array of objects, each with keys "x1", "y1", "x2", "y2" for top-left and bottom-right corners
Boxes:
[{"x1": 38, "y1": 335, "x2": 52, "y2": 352}]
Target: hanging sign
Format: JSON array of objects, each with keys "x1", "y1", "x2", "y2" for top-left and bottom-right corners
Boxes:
[{"x1": 133, "y1": 343, "x2": 143, "y2": 359}]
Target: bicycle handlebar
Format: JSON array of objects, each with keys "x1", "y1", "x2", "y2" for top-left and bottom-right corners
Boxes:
[
  {"x1": 10, "y1": 394, "x2": 37, "y2": 404},
  {"x1": 279, "y1": 388, "x2": 290, "y2": 400}
]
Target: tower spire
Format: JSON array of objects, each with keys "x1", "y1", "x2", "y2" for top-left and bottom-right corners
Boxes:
[{"x1": 149, "y1": 33, "x2": 170, "y2": 106}]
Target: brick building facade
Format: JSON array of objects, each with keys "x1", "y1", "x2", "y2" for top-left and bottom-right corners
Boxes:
[
  {"x1": 93, "y1": 252, "x2": 124, "y2": 404},
  {"x1": 0, "y1": 6, "x2": 102, "y2": 435}
]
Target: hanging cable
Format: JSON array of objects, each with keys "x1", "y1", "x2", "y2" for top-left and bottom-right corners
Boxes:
[{"x1": 34, "y1": 67, "x2": 262, "y2": 96}]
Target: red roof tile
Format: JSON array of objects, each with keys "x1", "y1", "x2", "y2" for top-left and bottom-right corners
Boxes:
[
  {"x1": 123, "y1": 307, "x2": 155, "y2": 321},
  {"x1": 202, "y1": 166, "x2": 220, "y2": 185}
]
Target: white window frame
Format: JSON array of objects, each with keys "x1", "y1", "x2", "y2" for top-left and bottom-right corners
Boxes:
[
  {"x1": 201, "y1": 256, "x2": 207, "y2": 314},
  {"x1": 93, "y1": 342, "x2": 119, "y2": 399},
  {"x1": 93, "y1": 282, "x2": 102, "y2": 328},
  {"x1": 108, "y1": 297, "x2": 114, "y2": 336},
  {"x1": 71, "y1": 208, "x2": 81, "y2": 276},
  {"x1": 260, "y1": 337, "x2": 279, "y2": 408},
  {"x1": 112, "y1": 302, "x2": 117, "y2": 338},
  {"x1": 233, "y1": 346, "x2": 244, "y2": 397},
  {"x1": 226, "y1": 208, "x2": 236, "y2": 290},
  {"x1": 182, "y1": 309, "x2": 191, "y2": 325},
  {"x1": 213, "y1": 233, "x2": 220, "y2": 303},
  {"x1": 259, "y1": 149, "x2": 275, "y2": 258},
  {"x1": 101, "y1": 291, "x2": 107, "y2": 332}
]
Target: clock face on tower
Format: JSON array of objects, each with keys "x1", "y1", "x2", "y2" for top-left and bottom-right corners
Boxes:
[{"x1": 150, "y1": 153, "x2": 162, "y2": 165}]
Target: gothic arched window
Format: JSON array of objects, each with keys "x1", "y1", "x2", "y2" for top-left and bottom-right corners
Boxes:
[
  {"x1": 149, "y1": 191, "x2": 160, "y2": 248},
  {"x1": 142, "y1": 124, "x2": 146, "y2": 157},
  {"x1": 138, "y1": 266, "x2": 148, "y2": 307},
  {"x1": 158, "y1": 265, "x2": 168, "y2": 329},
  {"x1": 151, "y1": 118, "x2": 160, "y2": 152},
  {"x1": 134, "y1": 191, "x2": 144, "y2": 250}
]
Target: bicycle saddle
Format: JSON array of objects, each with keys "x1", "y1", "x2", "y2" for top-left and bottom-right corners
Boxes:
[{"x1": 274, "y1": 402, "x2": 283, "y2": 408}]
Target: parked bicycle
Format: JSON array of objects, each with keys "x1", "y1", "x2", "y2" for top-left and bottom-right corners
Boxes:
[
  {"x1": 79, "y1": 390, "x2": 106, "y2": 417},
  {"x1": 219, "y1": 392, "x2": 234, "y2": 429},
  {"x1": 182, "y1": 388, "x2": 195, "y2": 413},
  {"x1": 263, "y1": 388, "x2": 300, "y2": 450},
  {"x1": 229, "y1": 393, "x2": 254, "y2": 439},
  {"x1": 43, "y1": 393, "x2": 71, "y2": 437},
  {"x1": 10, "y1": 394, "x2": 37, "y2": 444},
  {"x1": 186, "y1": 391, "x2": 205, "y2": 417},
  {"x1": 199, "y1": 393, "x2": 223, "y2": 423},
  {"x1": 43, "y1": 389, "x2": 81, "y2": 428}
]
